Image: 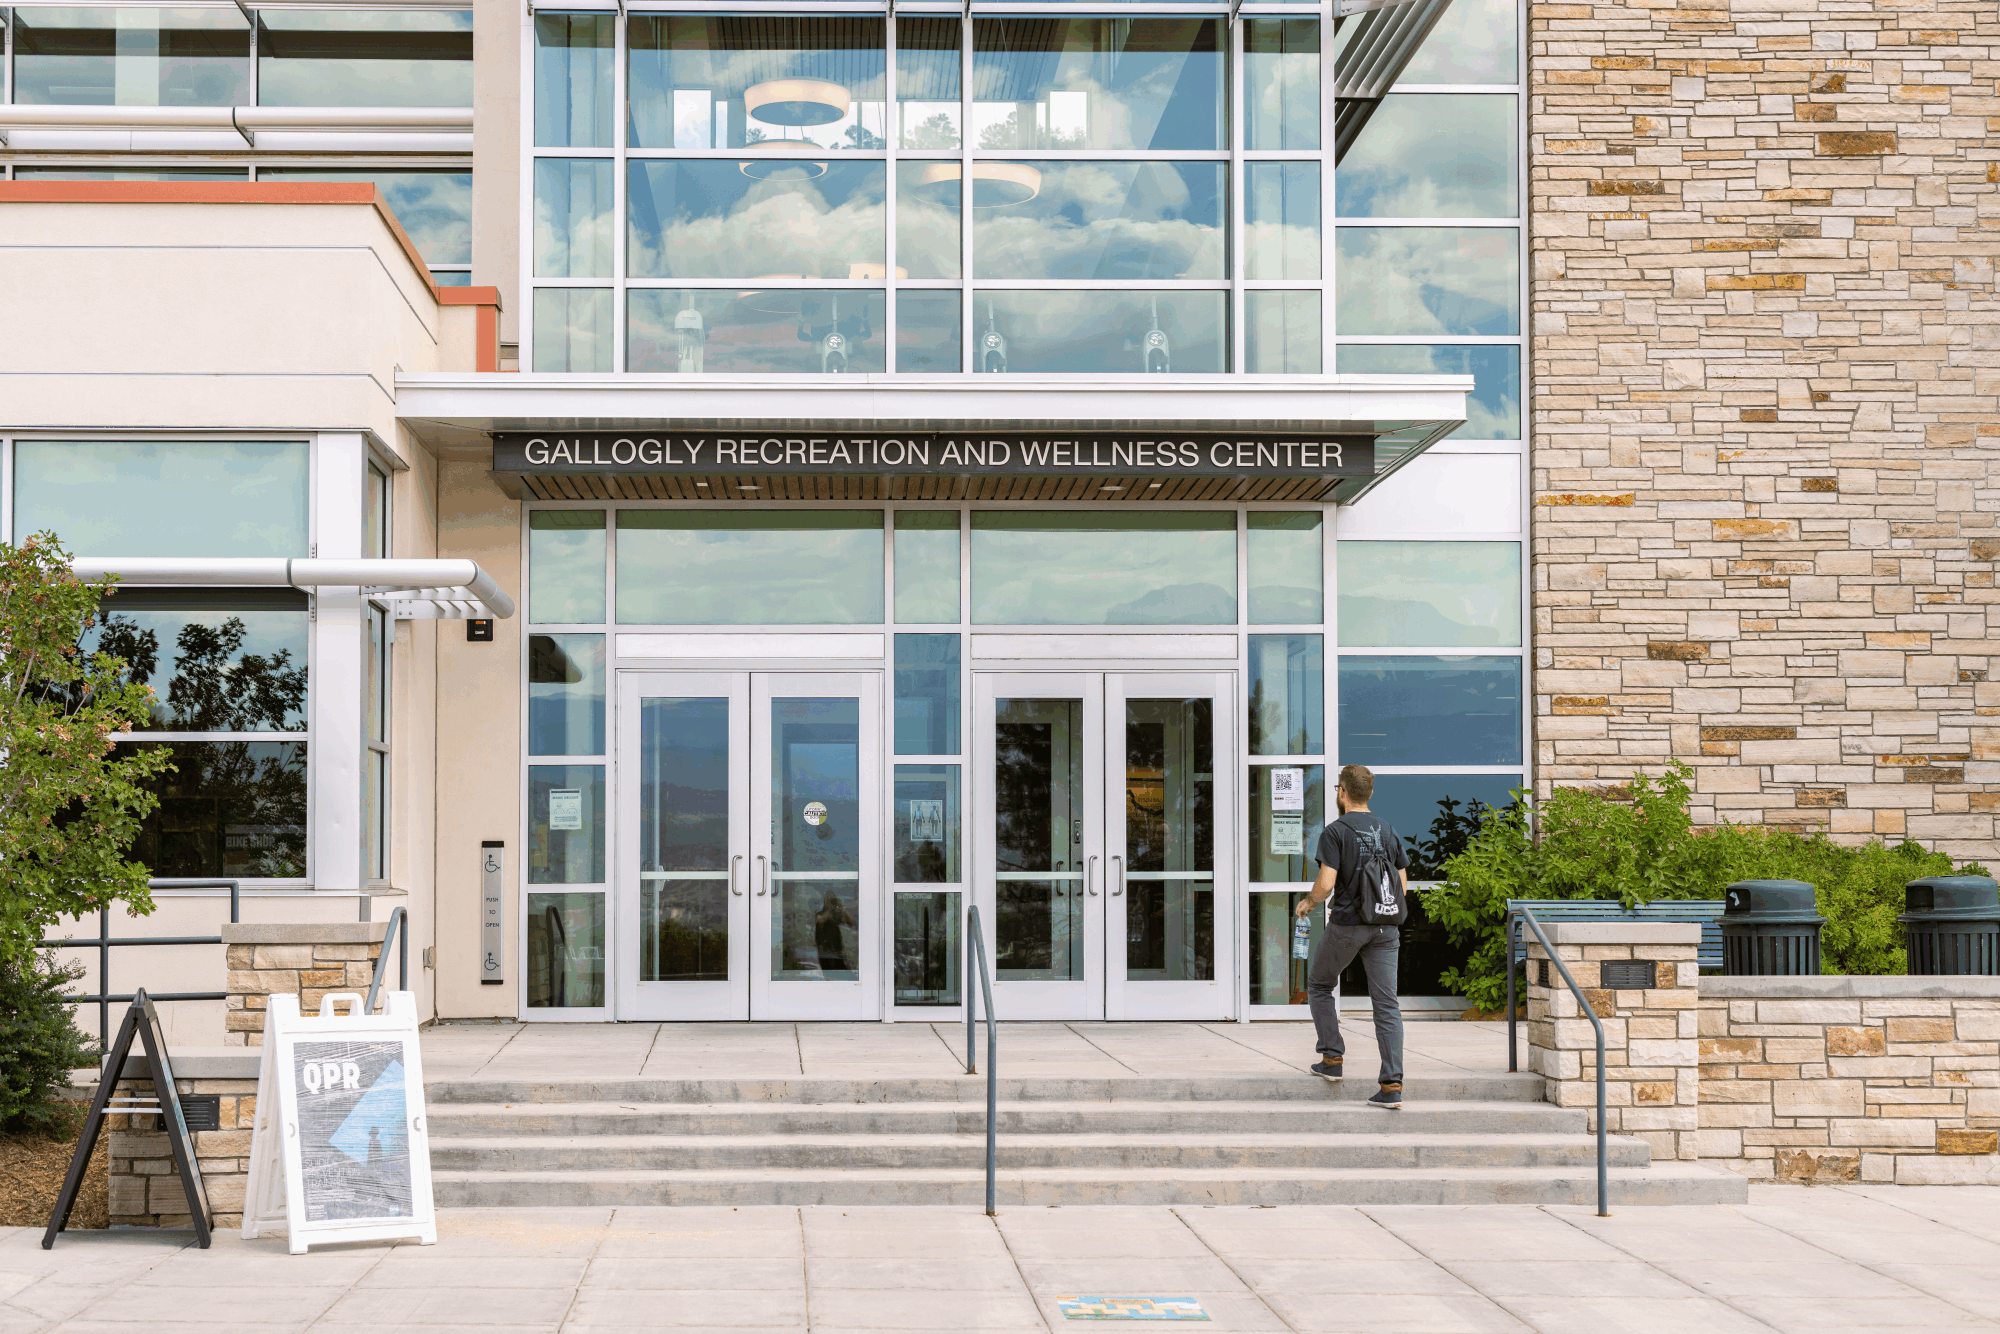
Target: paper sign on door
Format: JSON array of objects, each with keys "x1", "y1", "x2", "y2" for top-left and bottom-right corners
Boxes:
[
  {"x1": 1270, "y1": 768, "x2": 1306, "y2": 811},
  {"x1": 1270, "y1": 812, "x2": 1305, "y2": 856},
  {"x1": 548, "y1": 789, "x2": 583, "y2": 831}
]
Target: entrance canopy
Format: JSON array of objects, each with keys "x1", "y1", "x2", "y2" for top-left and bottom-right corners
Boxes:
[{"x1": 395, "y1": 374, "x2": 1470, "y2": 505}]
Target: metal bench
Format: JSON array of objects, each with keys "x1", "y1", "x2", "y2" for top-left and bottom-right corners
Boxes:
[{"x1": 1506, "y1": 898, "x2": 1727, "y2": 973}]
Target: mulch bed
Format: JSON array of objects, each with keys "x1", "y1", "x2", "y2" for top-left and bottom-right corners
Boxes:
[{"x1": 0, "y1": 1113, "x2": 108, "y2": 1230}]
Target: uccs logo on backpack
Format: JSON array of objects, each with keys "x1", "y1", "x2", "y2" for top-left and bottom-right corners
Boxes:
[{"x1": 1354, "y1": 825, "x2": 1408, "y2": 927}]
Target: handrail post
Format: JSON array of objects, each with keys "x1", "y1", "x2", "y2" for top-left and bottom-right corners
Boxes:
[
  {"x1": 1506, "y1": 910, "x2": 1519, "y2": 1072},
  {"x1": 966, "y1": 906, "x2": 997, "y2": 1216},
  {"x1": 365, "y1": 906, "x2": 408, "y2": 1014},
  {"x1": 1517, "y1": 906, "x2": 1608, "y2": 1218}
]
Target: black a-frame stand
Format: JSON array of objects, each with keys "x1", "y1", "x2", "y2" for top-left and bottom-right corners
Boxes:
[{"x1": 43, "y1": 989, "x2": 212, "y2": 1249}]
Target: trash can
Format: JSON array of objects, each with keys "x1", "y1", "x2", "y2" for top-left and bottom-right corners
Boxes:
[
  {"x1": 1899, "y1": 876, "x2": 2000, "y2": 976},
  {"x1": 1721, "y1": 879, "x2": 1825, "y2": 975}
]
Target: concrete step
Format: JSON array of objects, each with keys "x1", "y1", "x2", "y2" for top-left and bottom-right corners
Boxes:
[
  {"x1": 429, "y1": 1130, "x2": 1653, "y2": 1173},
  {"x1": 430, "y1": 1160, "x2": 1749, "y2": 1208},
  {"x1": 425, "y1": 1098, "x2": 1587, "y2": 1139},
  {"x1": 423, "y1": 1072, "x2": 1546, "y2": 1107}
]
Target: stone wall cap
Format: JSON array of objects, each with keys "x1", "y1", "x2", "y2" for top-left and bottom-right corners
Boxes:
[
  {"x1": 1541, "y1": 922, "x2": 1702, "y2": 945},
  {"x1": 1701, "y1": 975, "x2": 2000, "y2": 999},
  {"x1": 110, "y1": 1047, "x2": 263, "y2": 1080},
  {"x1": 220, "y1": 922, "x2": 388, "y2": 944}
]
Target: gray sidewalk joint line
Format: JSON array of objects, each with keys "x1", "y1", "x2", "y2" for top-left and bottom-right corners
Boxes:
[
  {"x1": 469, "y1": 1020, "x2": 525, "y2": 1078},
  {"x1": 39, "y1": 1226, "x2": 194, "y2": 1322},
  {"x1": 1194, "y1": 1021, "x2": 1301, "y2": 1071},
  {"x1": 988, "y1": 1211, "x2": 1056, "y2": 1333},
  {"x1": 1168, "y1": 1207, "x2": 1299, "y2": 1333},
  {"x1": 793, "y1": 1025, "x2": 805, "y2": 1077},
  {"x1": 1062, "y1": 1023, "x2": 1138, "y2": 1074},
  {"x1": 1532, "y1": 1203, "x2": 1788, "y2": 1334},
  {"x1": 638, "y1": 1022, "x2": 665, "y2": 1075},
  {"x1": 298, "y1": 1221, "x2": 399, "y2": 1333},
  {"x1": 1352, "y1": 1205, "x2": 1574, "y2": 1334},
  {"x1": 796, "y1": 1207, "x2": 813, "y2": 1333},
  {"x1": 1737, "y1": 1188, "x2": 2000, "y2": 1328},
  {"x1": 924, "y1": 1021, "x2": 965, "y2": 1068},
  {"x1": 559, "y1": 1205, "x2": 614, "y2": 1333}
]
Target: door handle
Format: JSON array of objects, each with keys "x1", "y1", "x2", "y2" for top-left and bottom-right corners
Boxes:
[
  {"x1": 1111, "y1": 854, "x2": 1125, "y2": 897},
  {"x1": 730, "y1": 853, "x2": 745, "y2": 896},
  {"x1": 1086, "y1": 854, "x2": 1099, "y2": 896},
  {"x1": 757, "y1": 854, "x2": 769, "y2": 896}
]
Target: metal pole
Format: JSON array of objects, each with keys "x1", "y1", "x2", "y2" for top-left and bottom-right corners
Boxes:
[
  {"x1": 98, "y1": 907, "x2": 110, "y2": 1051},
  {"x1": 1506, "y1": 911, "x2": 1518, "y2": 1072},
  {"x1": 1517, "y1": 907, "x2": 1608, "y2": 1217},
  {"x1": 965, "y1": 914, "x2": 976, "y2": 1076}
]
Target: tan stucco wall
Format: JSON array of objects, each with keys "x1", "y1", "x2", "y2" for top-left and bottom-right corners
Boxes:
[
  {"x1": 0, "y1": 199, "x2": 481, "y2": 453},
  {"x1": 472, "y1": 0, "x2": 522, "y2": 352},
  {"x1": 435, "y1": 461, "x2": 523, "y2": 1017}
]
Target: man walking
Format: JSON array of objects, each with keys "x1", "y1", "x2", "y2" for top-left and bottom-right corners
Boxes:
[{"x1": 1294, "y1": 764, "x2": 1408, "y2": 1108}]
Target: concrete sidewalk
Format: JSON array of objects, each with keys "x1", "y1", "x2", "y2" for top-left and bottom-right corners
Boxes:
[
  {"x1": 421, "y1": 1020, "x2": 1503, "y2": 1083},
  {"x1": 11, "y1": 1188, "x2": 2000, "y2": 1334}
]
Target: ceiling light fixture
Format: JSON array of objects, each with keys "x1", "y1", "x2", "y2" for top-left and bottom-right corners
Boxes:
[
  {"x1": 738, "y1": 141, "x2": 830, "y2": 181},
  {"x1": 919, "y1": 161, "x2": 1041, "y2": 207},
  {"x1": 744, "y1": 78, "x2": 850, "y2": 127}
]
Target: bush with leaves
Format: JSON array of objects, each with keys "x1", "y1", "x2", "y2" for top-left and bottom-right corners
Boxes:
[
  {"x1": 0, "y1": 952, "x2": 101, "y2": 1136},
  {"x1": 1427, "y1": 760, "x2": 1986, "y2": 1009},
  {"x1": 0, "y1": 532, "x2": 169, "y2": 967}
]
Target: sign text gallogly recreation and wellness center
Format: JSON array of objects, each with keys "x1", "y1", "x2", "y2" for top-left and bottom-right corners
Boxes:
[{"x1": 492, "y1": 431, "x2": 1375, "y2": 478}]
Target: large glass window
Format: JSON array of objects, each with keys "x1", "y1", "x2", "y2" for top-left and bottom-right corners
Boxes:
[
  {"x1": 1337, "y1": 656, "x2": 1523, "y2": 766},
  {"x1": 256, "y1": 10, "x2": 472, "y2": 107},
  {"x1": 1243, "y1": 19, "x2": 1318, "y2": 151},
  {"x1": 1338, "y1": 542, "x2": 1522, "y2": 647},
  {"x1": 529, "y1": 511, "x2": 607, "y2": 623},
  {"x1": 535, "y1": 13, "x2": 614, "y2": 148},
  {"x1": 529, "y1": 764, "x2": 607, "y2": 883},
  {"x1": 894, "y1": 764, "x2": 960, "y2": 883},
  {"x1": 533, "y1": 289, "x2": 612, "y2": 373},
  {"x1": 628, "y1": 17, "x2": 886, "y2": 151},
  {"x1": 534, "y1": 159, "x2": 614, "y2": 278},
  {"x1": 894, "y1": 511, "x2": 960, "y2": 624},
  {"x1": 971, "y1": 290, "x2": 1225, "y2": 374},
  {"x1": 1248, "y1": 634, "x2": 1322, "y2": 756},
  {"x1": 894, "y1": 633, "x2": 959, "y2": 755},
  {"x1": 11, "y1": 7, "x2": 248, "y2": 106},
  {"x1": 971, "y1": 511, "x2": 1235, "y2": 624},
  {"x1": 971, "y1": 162, "x2": 1224, "y2": 281},
  {"x1": 627, "y1": 161, "x2": 885, "y2": 278},
  {"x1": 528, "y1": 892, "x2": 606, "y2": 1008},
  {"x1": 1248, "y1": 762, "x2": 1322, "y2": 884},
  {"x1": 897, "y1": 291, "x2": 962, "y2": 372},
  {"x1": 1336, "y1": 228, "x2": 1519, "y2": 336},
  {"x1": 116, "y1": 741, "x2": 308, "y2": 879},
  {"x1": 616, "y1": 511, "x2": 885, "y2": 624},
  {"x1": 14, "y1": 441, "x2": 307, "y2": 557},
  {"x1": 1247, "y1": 513, "x2": 1322, "y2": 623},
  {"x1": 260, "y1": 169, "x2": 472, "y2": 271},
  {"x1": 1245, "y1": 162, "x2": 1320, "y2": 281},
  {"x1": 528, "y1": 634, "x2": 606, "y2": 756},
  {"x1": 1371, "y1": 773, "x2": 1522, "y2": 879},
  {"x1": 1336, "y1": 95, "x2": 1518, "y2": 219},
  {"x1": 971, "y1": 19, "x2": 1222, "y2": 151},
  {"x1": 894, "y1": 161, "x2": 961, "y2": 279},
  {"x1": 897, "y1": 16, "x2": 960, "y2": 150},
  {"x1": 1336, "y1": 345, "x2": 1521, "y2": 440},
  {"x1": 629, "y1": 289, "x2": 887, "y2": 374},
  {"x1": 84, "y1": 590, "x2": 308, "y2": 731}
]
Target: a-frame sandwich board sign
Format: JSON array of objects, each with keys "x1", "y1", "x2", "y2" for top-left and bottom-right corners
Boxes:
[
  {"x1": 43, "y1": 988, "x2": 212, "y2": 1249},
  {"x1": 243, "y1": 991, "x2": 436, "y2": 1253}
]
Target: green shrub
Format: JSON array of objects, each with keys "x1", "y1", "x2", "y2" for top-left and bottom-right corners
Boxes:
[
  {"x1": 0, "y1": 953, "x2": 99, "y2": 1137},
  {"x1": 1428, "y1": 760, "x2": 1988, "y2": 1009}
]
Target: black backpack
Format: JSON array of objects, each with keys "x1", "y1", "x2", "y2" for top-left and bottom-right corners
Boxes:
[{"x1": 1345, "y1": 817, "x2": 1407, "y2": 927}]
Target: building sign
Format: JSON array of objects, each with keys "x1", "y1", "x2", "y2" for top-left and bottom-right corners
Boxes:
[{"x1": 493, "y1": 431, "x2": 1374, "y2": 479}]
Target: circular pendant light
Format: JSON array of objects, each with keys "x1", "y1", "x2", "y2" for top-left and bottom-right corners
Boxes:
[
  {"x1": 744, "y1": 78, "x2": 851, "y2": 128},
  {"x1": 918, "y1": 161, "x2": 1041, "y2": 208},
  {"x1": 738, "y1": 141, "x2": 830, "y2": 181}
]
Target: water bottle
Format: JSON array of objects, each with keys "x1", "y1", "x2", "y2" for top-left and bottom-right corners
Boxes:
[{"x1": 1292, "y1": 914, "x2": 1311, "y2": 960}]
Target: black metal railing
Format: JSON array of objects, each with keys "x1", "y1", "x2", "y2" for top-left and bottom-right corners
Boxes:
[
  {"x1": 1506, "y1": 904, "x2": 1608, "y2": 1217},
  {"x1": 39, "y1": 879, "x2": 241, "y2": 1050},
  {"x1": 364, "y1": 904, "x2": 410, "y2": 1013},
  {"x1": 963, "y1": 905, "x2": 998, "y2": 1216}
]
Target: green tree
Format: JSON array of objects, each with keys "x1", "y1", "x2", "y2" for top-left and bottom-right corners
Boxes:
[{"x1": 0, "y1": 534, "x2": 170, "y2": 966}]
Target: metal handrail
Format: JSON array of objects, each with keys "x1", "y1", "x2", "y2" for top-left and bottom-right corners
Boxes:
[
  {"x1": 38, "y1": 879, "x2": 240, "y2": 1050},
  {"x1": 1507, "y1": 905, "x2": 1608, "y2": 1217},
  {"x1": 364, "y1": 905, "x2": 411, "y2": 1014},
  {"x1": 963, "y1": 906, "x2": 998, "y2": 1216}
]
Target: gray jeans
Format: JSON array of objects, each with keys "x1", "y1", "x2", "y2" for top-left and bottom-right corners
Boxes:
[{"x1": 1306, "y1": 922, "x2": 1403, "y2": 1086}]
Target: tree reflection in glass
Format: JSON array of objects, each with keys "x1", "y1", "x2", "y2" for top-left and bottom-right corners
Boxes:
[{"x1": 83, "y1": 591, "x2": 308, "y2": 731}]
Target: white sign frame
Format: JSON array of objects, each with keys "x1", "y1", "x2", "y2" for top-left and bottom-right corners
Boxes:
[{"x1": 243, "y1": 992, "x2": 437, "y2": 1254}]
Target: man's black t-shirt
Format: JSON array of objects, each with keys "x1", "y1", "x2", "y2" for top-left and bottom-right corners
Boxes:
[{"x1": 1315, "y1": 812, "x2": 1409, "y2": 926}]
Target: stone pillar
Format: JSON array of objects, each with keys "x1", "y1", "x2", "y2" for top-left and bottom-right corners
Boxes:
[
  {"x1": 1524, "y1": 921, "x2": 1702, "y2": 1162},
  {"x1": 222, "y1": 922, "x2": 387, "y2": 1045},
  {"x1": 106, "y1": 1049, "x2": 262, "y2": 1229}
]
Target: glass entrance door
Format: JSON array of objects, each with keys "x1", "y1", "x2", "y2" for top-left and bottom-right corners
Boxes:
[
  {"x1": 974, "y1": 672, "x2": 1233, "y2": 1021},
  {"x1": 618, "y1": 671, "x2": 880, "y2": 1021}
]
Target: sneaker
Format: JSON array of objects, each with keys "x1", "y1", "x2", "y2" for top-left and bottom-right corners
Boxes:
[
  {"x1": 1308, "y1": 1059, "x2": 1343, "y2": 1081},
  {"x1": 1368, "y1": 1083, "x2": 1403, "y2": 1109}
]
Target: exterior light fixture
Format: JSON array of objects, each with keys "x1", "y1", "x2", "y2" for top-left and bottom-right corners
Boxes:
[
  {"x1": 738, "y1": 141, "x2": 829, "y2": 180},
  {"x1": 919, "y1": 161, "x2": 1040, "y2": 207},
  {"x1": 744, "y1": 78, "x2": 850, "y2": 127}
]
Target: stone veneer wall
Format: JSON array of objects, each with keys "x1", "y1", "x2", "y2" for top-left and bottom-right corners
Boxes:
[
  {"x1": 107, "y1": 1055, "x2": 261, "y2": 1229},
  {"x1": 1523, "y1": 923, "x2": 1704, "y2": 1161},
  {"x1": 1530, "y1": 0, "x2": 2000, "y2": 860},
  {"x1": 1699, "y1": 976, "x2": 2000, "y2": 1183},
  {"x1": 224, "y1": 922, "x2": 386, "y2": 1044}
]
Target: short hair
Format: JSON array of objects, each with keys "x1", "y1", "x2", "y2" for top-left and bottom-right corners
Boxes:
[{"x1": 1338, "y1": 764, "x2": 1374, "y2": 803}]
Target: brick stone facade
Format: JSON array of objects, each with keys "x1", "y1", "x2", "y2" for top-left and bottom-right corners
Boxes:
[
  {"x1": 106, "y1": 1057, "x2": 261, "y2": 1230},
  {"x1": 1524, "y1": 923, "x2": 1704, "y2": 1161},
  {"x1": 1530, "y1": 0, "x2": 2000, "y2": 859},
  {"x1": 1698, "y1": 976, "x2": 2000, "y2": 1183},
  {"x1": 223, "y1": 922, "x2": 386, "y2": 1044}
]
